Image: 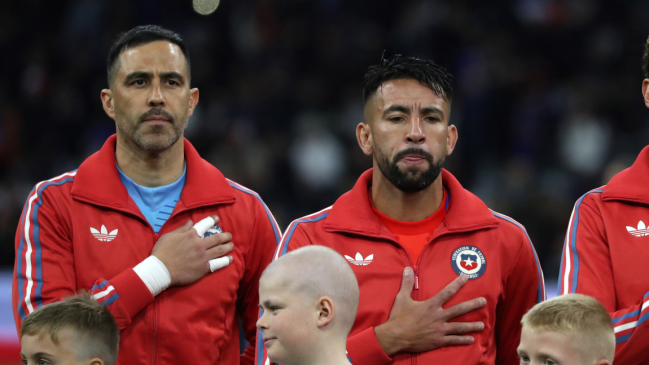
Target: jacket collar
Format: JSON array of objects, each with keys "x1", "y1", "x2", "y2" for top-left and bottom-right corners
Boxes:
[
  {"x1": 323, "y1": 168, "x2": 498, "y2": 236},
  {"x1": 602, "y1": 145, "x2": 649, "y2": 205},
  {"x1": 70, "y1": 134, "x2": 235, "y2": 209}
]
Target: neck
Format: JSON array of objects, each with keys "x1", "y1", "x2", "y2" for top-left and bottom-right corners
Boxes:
[
  {"x1": 371, "y1": 162, "x2": 443, "y2": 222},
  {"x1": 115, "y1": 132, "x2": 185, "y2": 187},
  {"x1": 297, "y1": 341, "x2": 351, "y2": 365}
]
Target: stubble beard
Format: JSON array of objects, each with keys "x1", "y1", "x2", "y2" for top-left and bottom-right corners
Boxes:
[
  {"x1": 375, "y1": 147, "x2": 444, "y2": 193},
  {"x1": 116, "y1": 108, "x2": 187, "y2": 153}
]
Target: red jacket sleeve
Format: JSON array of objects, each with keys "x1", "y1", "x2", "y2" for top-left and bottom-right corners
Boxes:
[
  {"x1": 239, "y1": 197, "x2": 282, "y2": 365},
  {"x1": 254, "y1": 221, "x2": 313, "y2": 365},
  {"x1": 13, "y1": 185, "x2": 153, "y2": 334},
  {"x1": 558, "y1": 196, "x2": 649, "y2": 363},
  {"x1": 494, "y1": 226, "x2": 546, "y2": 365}
]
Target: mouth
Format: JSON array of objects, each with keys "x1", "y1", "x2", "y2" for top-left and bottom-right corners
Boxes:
[
  {"x1": 143, "y1": 117, "x2": 170, "y2": 125},
  {"x1": 263, "y1": 337, "x2": 276, "y2": 347},
  {"x1": 399, "y1": 154, "x2": 428, "y2": 166}
]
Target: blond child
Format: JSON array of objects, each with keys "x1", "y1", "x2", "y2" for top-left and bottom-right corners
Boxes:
[
  {"x1": 517, "y1": 294, "x2": 615, "y2": 365},
  {"x1": 257, "y1": 246, "x2": 359, "y2": 365},
  {"x1": 20, "y1": 294, "x2": 119, "y2": 365}
]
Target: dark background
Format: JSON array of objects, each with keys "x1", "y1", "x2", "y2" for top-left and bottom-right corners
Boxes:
[{"x1": 2, "y1": 0, "x2": 649, "y2": 292}]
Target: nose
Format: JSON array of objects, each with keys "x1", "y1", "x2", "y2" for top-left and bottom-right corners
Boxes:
[
  {"x1": 256, "y1": 310, "x2": 268, "y2": 330},
  {"x1": 147, "y1": 80, "x2": 165, "y2": 107},
  {"x1": 405, "y1": 115, "x2": 425, "y2": 144}
]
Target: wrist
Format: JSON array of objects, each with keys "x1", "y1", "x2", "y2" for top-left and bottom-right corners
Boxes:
[
  {"x1": 133, "y1": 256, "x2": 172, "y2": 296},
  {"x1": 374, "y1": 322, "x2": 403, "y2": 357}
]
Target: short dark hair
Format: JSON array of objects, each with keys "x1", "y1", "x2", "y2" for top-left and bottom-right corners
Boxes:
[
  {"x1": 21, "y1": 294, "x2": 120, "y2": 365},
  {"x1": 643, "y1": 35, "x2": 649, "y2": 78},
  {"x1": 363, "y1": 54, "x2": 454, "y2": 104},
  {"x1": 107, "y1": 25, "x2": 191, "y2": 86}
]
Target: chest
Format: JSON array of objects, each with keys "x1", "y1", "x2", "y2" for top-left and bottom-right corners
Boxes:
[
  {"x1": 601, "y1": 203, "x2": 649, "y2": 306},
  {"x1": 66, "y1": 201, "x2": 250, "y2": 291}
]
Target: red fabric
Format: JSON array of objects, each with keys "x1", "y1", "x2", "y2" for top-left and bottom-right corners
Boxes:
[
  {"x1": 13, "y1": 135, "x2": 281, "y2": 365},
  {"x1": 257, "y1": 168, "x2": 545, "y2": 365},
  {"x1": 369, "y1": 188, "x2": 447, "y2": 264},
  {"x1": 559, "y1": 145, "x2": 649, "y2": 365}
]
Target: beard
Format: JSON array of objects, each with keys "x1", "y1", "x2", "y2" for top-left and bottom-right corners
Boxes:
[
  {"x1": 117, "y1": 107, "x2": 186, "y2": 152},
  {"x1": 376, "y1": 147, "x2": 444, "y2": 193}
]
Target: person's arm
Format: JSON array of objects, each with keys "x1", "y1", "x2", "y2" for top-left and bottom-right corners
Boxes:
[
  {"x1": 494, "y1": 224, "x2": 545, "y2": 365},
  {"x1": 12, "y1": 187, "x2": 153, "y2": 333},
  {"x1": 558, "y1": 196, "x2": 649, "y2": 363},
  {"x1": 254, "y1": 221, "x2": 311, "y2": 365},
  {"x1": 238, "y1": 198, "x2": 282, "y2": 365}
]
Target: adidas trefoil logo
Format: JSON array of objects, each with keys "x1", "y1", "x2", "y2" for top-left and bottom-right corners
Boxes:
[
  {"x1": 626, "y1": 221, "x2": 649, "y2": 237},
  {"x1": 345, "y1": 252, "x2": 374, "y2": 266},
  {"x1": 90, "y1": 225, "x2": 119, "y2": 242}
]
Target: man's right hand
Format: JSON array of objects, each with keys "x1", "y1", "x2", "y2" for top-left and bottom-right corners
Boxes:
[
  {"x1": 374, "y1": 268, "x2": 486, "y2": 356},
  {"x1": 151, "y1": 216, "x2": 234, "y2": 286}
]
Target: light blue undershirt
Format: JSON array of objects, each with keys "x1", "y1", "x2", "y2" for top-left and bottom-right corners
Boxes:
[{"x1": 116, "y1": 164, "x2": 186, "y2": 233}]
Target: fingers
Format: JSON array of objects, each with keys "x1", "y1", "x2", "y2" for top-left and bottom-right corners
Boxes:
[
  {"x1": 192, "y1": 216, "x2": 217, "y2": 237},
  {"x1": 439, "y1": 335, "x2": 475, "y2": 347},
  {"x1": 397, "y1": 267, "x2": 415, "y2": 298},
  {"x1": 203, "y1": 232, "x2": 233, "y2": 249},
  {"x1": 206, "y1": 242, "x2": 234, "y2": 260},
  {"x1": 443, "y1": 321, "x2": 485, "y2": 335},
  {"x1": 443, "y1": 297, "x2": 487, "y2": 320},
  {"x1": 209, "y1": 256, "x2": 233, "y2": 272},
  {"x1": 430, "y1": 274, "x2": 468, "y2": 306}
]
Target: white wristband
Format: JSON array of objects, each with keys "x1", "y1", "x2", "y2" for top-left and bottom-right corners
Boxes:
[{"x1": 133, "y1": 256, "x2": 172, "y2": 296}]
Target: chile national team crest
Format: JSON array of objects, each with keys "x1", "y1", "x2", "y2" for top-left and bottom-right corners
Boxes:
[
  {"x1": 203, "y1": 225, "x2": 223, "y2": 237},
  {"x1": 451, "y1": 246, "x2": 486, "y2": 279}
]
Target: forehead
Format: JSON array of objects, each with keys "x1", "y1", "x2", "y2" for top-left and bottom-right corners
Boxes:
[
  {"x1": 116, "y1": 41, "x2": 188, "y2": 77},
  {"x1": 519, "y1": 327, "x2": 580, "y2": 358},
  {"x1": 370, "y1": 78, "x2": 448, "y2": 110},
  {"x1": 21, "y1": 329, "x2": 76, "y2": 356}
]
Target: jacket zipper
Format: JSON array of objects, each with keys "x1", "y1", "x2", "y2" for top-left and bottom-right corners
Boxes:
[
  {"x1": 151, "y1": 231, "x2": 160, "y2": 365},
  {"x1": 412, "y1": 265, "x2": 420, "y2": 365}
]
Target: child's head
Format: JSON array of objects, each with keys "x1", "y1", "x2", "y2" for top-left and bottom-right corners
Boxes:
[
  {"x1": 257, "y1": 246, "x2": 359, "y2": 365},
  {"x1": 20, "y1": 294, "x2": 119, "y2": 365},
  {"x1": 518, "y1": 294, "x2": 614, "y2": 365}
]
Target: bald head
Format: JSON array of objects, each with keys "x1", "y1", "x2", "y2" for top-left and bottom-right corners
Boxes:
[{"x1": 261, "y1": 246, "x2": 360, "y2": 334}]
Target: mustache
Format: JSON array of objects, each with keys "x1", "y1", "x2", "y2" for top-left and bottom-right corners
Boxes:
[
  {"x1": 139, "y1": 108, "x2": 175, "y2": 123},
  {"x1": 393, "y1": 148, "x2": 434, "y2": 162}
]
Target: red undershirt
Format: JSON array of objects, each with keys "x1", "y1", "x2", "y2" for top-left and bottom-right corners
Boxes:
[{"x1": 369, "y1": 187, "x2": 448, "y2": 264}]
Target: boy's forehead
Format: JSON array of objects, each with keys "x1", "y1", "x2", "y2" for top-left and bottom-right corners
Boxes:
[
  {"x1": 21, "y1": 327, "x2": 77, "y2": 354},
  {"x1": 519, "y1": 327, "x2": 582, "y2": 362}
]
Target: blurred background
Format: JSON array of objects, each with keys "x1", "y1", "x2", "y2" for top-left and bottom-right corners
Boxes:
[{"x1": 1, "y1": 0, "x2": 649, "y2": 361}]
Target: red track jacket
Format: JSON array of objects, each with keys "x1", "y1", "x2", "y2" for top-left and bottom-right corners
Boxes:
[
  {"x1": 256, "y1": 169, "x2": 545, "y2": 365},
  {"x1": 559, "y1": 146, "x2": 649, "y2": 365},
  {"x1": 13, "y1": 135, "x2": 281, "y2": 365}
]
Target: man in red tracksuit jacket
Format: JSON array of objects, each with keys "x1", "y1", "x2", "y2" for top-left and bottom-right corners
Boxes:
[
  {"x1": 557, "y1": 38, "x2": 649, "y2": 365},
  {"x1": 255, "y1": 55, "x2": 545, "y2": 365},
  {"x1": 13, "y1": 26, "x2": 280, "y2": 364}
]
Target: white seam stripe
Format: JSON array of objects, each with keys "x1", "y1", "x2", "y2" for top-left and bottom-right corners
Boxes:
[
  {"x1": 22, "y1": 171, "x2": 76, "y2": 314},
  {"x1": 92, "y1": 286, "x2": 115, "y2": 300},
  {"x1": 614, "y1": 321, "x2": 637, "y2": 333},
  {"x1": 562, "y1": 204, "x2": 576, "y2": 295}
]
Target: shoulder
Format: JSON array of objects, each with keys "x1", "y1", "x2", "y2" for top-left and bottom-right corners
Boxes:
[
  {"x1": 575, "y1": 186, "x2": 606, "y2": 207},
  {"x1": 490, "y1": 210, "x2": 531, "y2": 243},
  {"x1": 25, "y1": 170, "x2": 77, "y2": 204}
]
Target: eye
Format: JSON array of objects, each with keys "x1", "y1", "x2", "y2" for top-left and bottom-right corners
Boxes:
[
  {"x1": 544, "y1": 360, "x2": 558, "y2": 365},
  {"x1": 131, "y1": 79, "x2": 145, "y2": 86},
  {"x1": 519, "y1": 354, "x2": 530, "y2": 363},
  {"x1": 39, "y1": 359, "x2": 52, "y2": 365},
  {"x1": 165, "y1": 80, "x2": 179, "y2": 86},
  {"x1": 389, "y1": 116, "x2": 405, "y2": 122},
  {"x1": 425, "y1": 116, "x2": 440, "y2": 122}
]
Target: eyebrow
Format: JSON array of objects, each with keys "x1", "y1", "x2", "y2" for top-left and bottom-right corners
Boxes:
[
  {"x1": 382, "y1": 105, "x2": 445, "y2": 118},
  {"x1": 123, "y1": 71, "x2": 186, "y2": 84}
]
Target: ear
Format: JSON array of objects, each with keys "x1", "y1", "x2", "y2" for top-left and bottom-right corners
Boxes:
[
  {"x1": 88, "y1": 358, "x2": 104, "y2": 365},
  {"x1": 642, "y1": 79, "x2": 649, "y2": 108},
  {"x1": 446, "y1": 124, "x2": 458, "y2": 156},
  {"x1": 100, "y1": 89, "x2": 115, "y2": 120},
  {"x1": 316, "y1": 296, "x2": 335, "y2": 329},
  {"x1": 188, "y1": 88, "x2": 200, "y2": 117},
  {"x1": 356, "y1": 122, "x2": 374, "y2": 156}
]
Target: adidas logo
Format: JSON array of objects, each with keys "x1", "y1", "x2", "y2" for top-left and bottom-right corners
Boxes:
[
  {"x1": 345, "y1": 252, "x2": 373, "y2": 266},
  {"x1": 626, "y1": 221, "x2": 649, "y2": 237},
  {"x1": 90, "y1": 225, "x2": 118, "y2": 242}
]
